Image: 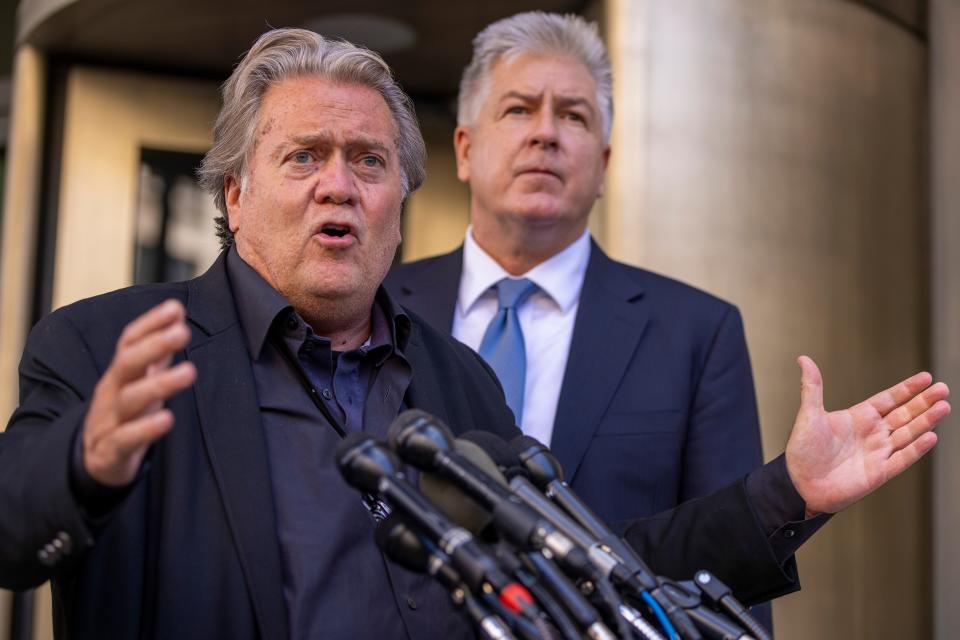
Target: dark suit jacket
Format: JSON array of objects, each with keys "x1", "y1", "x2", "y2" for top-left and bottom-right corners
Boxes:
[
  {"x1": 1, "y1": 252, "x2": 793, "y2": 639},
  {"x1": 385, "y1": 240, "x2": 765, "y2": 522}
]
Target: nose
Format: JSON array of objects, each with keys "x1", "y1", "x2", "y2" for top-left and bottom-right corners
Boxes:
[
  {"x1": 529, "y1": 105, "x2": 559, "y2": 150},
  {"x1": 313, "y1": 154, "x2": 358, "y2": 206}
]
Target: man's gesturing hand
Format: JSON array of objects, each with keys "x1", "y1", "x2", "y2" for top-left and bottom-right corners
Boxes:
[
  {"x1": 82, "y1": 299, "x2": 197, "y2": 486},
  {"x1": 786, "y1": 356, "x2": 951, "y2": 516}
]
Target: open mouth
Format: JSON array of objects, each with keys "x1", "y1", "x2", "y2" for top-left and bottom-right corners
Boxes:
[{"x1": 319, "y1": 224, "x2": 351, "y2": 238}]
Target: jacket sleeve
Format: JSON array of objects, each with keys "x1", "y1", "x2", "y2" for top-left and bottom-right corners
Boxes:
[
  {"x1": 0, "y1": 311, "x2": 103, "y2": 590},
  {"x1": 680, "y1": 305, "x2": 765, "y2": 501},
  {"x1": 615, "y1": 475, "x2": 801, "y2": 605}
]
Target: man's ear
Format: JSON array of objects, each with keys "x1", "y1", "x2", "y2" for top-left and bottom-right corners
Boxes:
[
  {"x1": 224, "y1": 174, "x2": 242, "y2": 233},
  {"x1": 596, "y1": 146, "x2": 611, "y2": 199},
  {"x1": 453, "y1": 126, "x2": 472, "y2": 184}
]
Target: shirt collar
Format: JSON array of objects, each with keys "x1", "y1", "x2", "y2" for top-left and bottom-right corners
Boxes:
[
  {"x1": 459, "y1": 225, "x2": 591, "y2": 315},
  {"x1": 226, "y1": 246, "x2": 293, "y2": 359},
  {"x1": 225, "y1": 245, "x2": 411, "y2": 361}
]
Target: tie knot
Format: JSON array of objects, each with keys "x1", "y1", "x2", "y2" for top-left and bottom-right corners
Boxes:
[{"x1": 495, "y1": 278, "x2": 536, "y2": 310}]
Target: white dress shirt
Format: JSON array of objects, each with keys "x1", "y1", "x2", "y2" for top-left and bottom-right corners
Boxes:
[{"x1": 452, "y1": 227, "x2": 590, "y2": 445}]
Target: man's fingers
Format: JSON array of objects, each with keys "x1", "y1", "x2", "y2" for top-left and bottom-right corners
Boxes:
[
  {"x1": 84, "y1": 409, "x2": 176, "y2": 486},
  {"x1": 889, "y1": 399, "x2": 952, "y2": 452},
  {"x1": 116, "y1": 362, "x2": 197, "y2": 420},
  {"x1": 108, "y1": 321, "x2": 191, "y2": 387},
  {"x1": 797, "y1": 355, "x2": 823, "y2": 411},
  {"x1": 884, "y1": 382, "x2": 950, "y2": 431},
  {"x1": 867, "y1": 371, "x2": 935, "y2": 417},
  {"x1": 117, "y1": 300, "x2": 185, "y2": 349},
  {"x1": 885, "y1": 431, "x2": 939, "y2": 479},
  {"x1": 108, "y1": 409, "x2": 176, "y2": 459}
]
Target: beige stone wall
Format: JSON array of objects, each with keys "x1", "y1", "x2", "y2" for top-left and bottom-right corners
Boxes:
[
  {"x1": 930, "y1": 0, "x2": 960, "y2": 637},
  {"x1": 0, "y1": 46, "x2": 45, "y2": 429},
  {"x1": 603, "y1": 0, "x2": 928, "y2": 637},
  {"x1": 52, "y1": 67, "x2": 219, "y2": 308},
  {"x1": 401, "y1": 108, "x2": 469, "y2": 261}
]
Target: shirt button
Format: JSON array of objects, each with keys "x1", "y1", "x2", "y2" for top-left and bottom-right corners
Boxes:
[
  {"x1": 321, "y1": 388, "x2": 333, "y2": 400},
  {"x1": 783, "y1": 528, "x2": 796, "y2": 538},
  {"x1": 406, "y1": 595, "x2": 417, "y2": 610},
  {"x1": 286, "y1": 316, "x2": 299, "y2": 330}
]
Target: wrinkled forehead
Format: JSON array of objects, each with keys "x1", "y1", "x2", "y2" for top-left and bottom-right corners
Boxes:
[
  {"x1": 484, "y1": 50, "x2": 599, "y2": 107},
  {"x1": 254, "y1": 76, "x2": 401, "y2": 150}
]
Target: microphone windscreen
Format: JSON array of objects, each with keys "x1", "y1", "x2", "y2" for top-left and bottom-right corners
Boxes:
[
  {"x1": 375, "y1": 512, "x2": 430, "y2": 573},
  {"x1": 418, "y1": 437, "x2": 509, "y2": 534},
  {"x1": 459, "y1": 430, "x2": 528, "y2": 480},
  {"x1": 420, "y1": 468, "x2": 492, "y2": 535},
  {"x1": 509, "y1": 434, "x2": 565, "y2": 484}
]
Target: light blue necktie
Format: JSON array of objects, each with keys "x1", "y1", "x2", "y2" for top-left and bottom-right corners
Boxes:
[{"x1": 478, "y1": 278, "x2": 537, "y2": 424}]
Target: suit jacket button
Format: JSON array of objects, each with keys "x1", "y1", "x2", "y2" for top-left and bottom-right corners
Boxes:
[
  {"x1": 406, "y1": 595, "x2": 417, "y2": 610},
  {"x1": 37, "y1": 548, "x2": 53, "y2": 567},
  {"x1": 55, "y1": 531, "x2": 73, "y2": 554}
]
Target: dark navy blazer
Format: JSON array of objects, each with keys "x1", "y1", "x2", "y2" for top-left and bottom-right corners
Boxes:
[{"x1": 385, "y1": 240, "x2": 765, "y2": 523}]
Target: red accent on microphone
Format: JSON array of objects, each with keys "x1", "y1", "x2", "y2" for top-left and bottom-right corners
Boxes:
[{"x1": 499, "y1": 583, "x2": 534, "y2": 614}]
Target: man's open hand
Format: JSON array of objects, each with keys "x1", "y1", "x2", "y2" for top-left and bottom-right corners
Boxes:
[
  {"x1": 82, "y1": 299, "x2": 197, "y2": 486},
  {"x1": 786, "y1": 356, "x2": 950, "y2": 516}
]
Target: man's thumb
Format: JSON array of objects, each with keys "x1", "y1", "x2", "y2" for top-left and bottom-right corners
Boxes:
[{"x1": 798, "y1": 355, "x2": 824, "y2": 411}]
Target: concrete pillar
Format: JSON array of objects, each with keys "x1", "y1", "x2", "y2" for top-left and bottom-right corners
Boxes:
[
  {"x1": 603, "y1": 0, "x2": 928, "y2": 637},
  {"x1": 930, "y1": 1, "x2": 960, "y2": 638},
  {"x1": 0, "y1": 45, "x2": 45, "y2": 428}
]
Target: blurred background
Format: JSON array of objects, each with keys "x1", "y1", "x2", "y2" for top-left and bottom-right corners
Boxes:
[{"x1": 0, "y1": 0, "x2": 957, "y2": 638}]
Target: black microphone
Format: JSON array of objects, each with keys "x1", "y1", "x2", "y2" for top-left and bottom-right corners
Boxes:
[
  {"x1": 376, "y1": 512, "x2": 518, "y2": 640},
  {"x1": 420, "y1": 437, "x2": 624, "y2": 640},
  {"x1": 510, "y1": 436, "x2": 656, "y2": 584},
  {"x1": 692, "y1": 571, "x2": 771, "y2": 640},
  {"x1": 458, "y1": 432, "x2": 668, "y2": 640},
  {"x1": 511, "y1": 436, "x2": 711, "y2": 640},
  {"x1": 387, "y1": 411, "x2": 613, "y2": 587},
  {"x1": 335, "y1": 433, "x2": 537, "y2": 621},
  {"x1": 460, "y1": 432, "x2": 651, "y2": 589},
  {"x1": 376, "y1": 511, "x2": 462, "y2": 589}
]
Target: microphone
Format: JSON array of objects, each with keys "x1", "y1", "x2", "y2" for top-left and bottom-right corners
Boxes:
[
  {"x1": 424, "y1": 437, "x2": 621, "y2": 640},
  {"x1": 511, "y1": 436, "x2": 719, "y2": 640},
  {"x1": 458, "y1": 432, "x2": 667, "y2": 640},
  {"x1": 387, "y1": 411, "x2": 619, "y2": 588},
  {"x1": 335, "y1": 433, "x2": 537, "y2": 621},
  {"x1": 692, "y1": 571, "x2": 770, "y2": 640},
  {"x1": 510, "y1": 436, "x2": 657, "y2": 587},
  {"x1": 376, "y1": 512, "x2": 517, "y2": 640}
]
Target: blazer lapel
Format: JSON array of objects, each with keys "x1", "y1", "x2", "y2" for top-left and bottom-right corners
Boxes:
[
  {"x1": 185, "y1": 255, "x2": 289, "y2": 640},
  {"x1": 388, "y1": 248, "x2": 463, "y2": 331},
  {"x1": 551, "y1": 243, "x2": 650, "y2": 482},
  {"x1": 402, "y1": 322, "x2": 453, "y2": 428}
]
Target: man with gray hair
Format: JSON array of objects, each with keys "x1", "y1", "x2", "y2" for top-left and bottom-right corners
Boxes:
[
  {"x1": 387, "y1": 9, "x2": 763, "y2": 551},
  {"x1": 0, "y1": 24, "x2": 950, "y2": 640},
  {"x1": 0, "y1": 28, "x2": 519, "y2": 639},
  {"x1": 384, "y1": 12, "x2": 766, "y2": 629}
]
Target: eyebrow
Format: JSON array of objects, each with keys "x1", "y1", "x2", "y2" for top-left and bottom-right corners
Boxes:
[
  {"x1": 498, "y1": 91, "x2": 597, "y2": 116},
  {"x1": 269, "y1": 132, "x2": 393, "y2": 160}
]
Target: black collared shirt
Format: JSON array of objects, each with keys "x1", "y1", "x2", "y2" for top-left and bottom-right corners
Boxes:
[{"x1": 227, "y1": 248, "x2": 419, "y2": 640}]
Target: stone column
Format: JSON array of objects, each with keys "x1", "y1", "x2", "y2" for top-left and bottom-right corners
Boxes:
[
  {"x1": 930, "y1": 1, "x2": 960, "y2": 638},
  {"x1": 603, "y1": 1, "x2": 928, "y2": 637}
]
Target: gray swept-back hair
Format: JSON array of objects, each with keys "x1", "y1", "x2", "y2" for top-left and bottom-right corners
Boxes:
[
  {"x1": 198, "y1": 28, "x2": 427, "y2": 249},
  {"x1": 457, "y1": 12, "x2": 613, "y2": 144}
]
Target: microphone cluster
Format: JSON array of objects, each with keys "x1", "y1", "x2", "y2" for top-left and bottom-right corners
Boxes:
[{"x1": 336, "y1": 409, "x2": 772, "y2": 640}]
